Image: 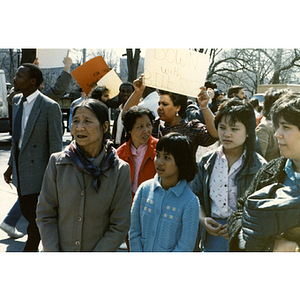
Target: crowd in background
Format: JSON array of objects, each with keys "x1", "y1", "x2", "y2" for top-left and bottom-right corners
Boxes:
[{"x1": 2, "y1": 52, "x2": 300, "y2": 252}]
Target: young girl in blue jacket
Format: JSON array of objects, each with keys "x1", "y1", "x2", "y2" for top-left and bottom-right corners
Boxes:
[
  {"x1": 191, "y1": 99, "x2": 266, "y2": 252},
  {"x1": 129, "y1": 132, "x2": 200, "y2": 252}
]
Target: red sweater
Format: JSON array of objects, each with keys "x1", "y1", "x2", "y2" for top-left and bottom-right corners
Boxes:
[{"x1": 117, "y1": 136, "x2": 158, "y2": 199}]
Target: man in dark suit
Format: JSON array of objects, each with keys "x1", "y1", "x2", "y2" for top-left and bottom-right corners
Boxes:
[{"x1": 3, "y1": 63, "x2": 63, "y2": 251}]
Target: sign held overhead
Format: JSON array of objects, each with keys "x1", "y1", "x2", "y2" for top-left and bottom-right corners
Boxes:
[
  {"x1": 71, "y1": 56, "x2": 110, "y2": 95},
  {"x1": 36, "y1": 49, "x2": 69, "y2": 69},
  {"x1": 144, "y1": 49, "x2": 210, "y2": 98}
]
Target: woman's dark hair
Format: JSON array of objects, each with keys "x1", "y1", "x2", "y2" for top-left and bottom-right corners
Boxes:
[
  {"x1": 88, "y1": 85, "x2": 109, "y2": 101},
  {"x1": 263, "y1": 87, "x2": 289, "y2": 120},
  {"x1": 228, "y1": 85, "x2": 243, "y2": 99},
  {"x1": 73, "y1": 98, "x2": 109, "y2": 126},
  {"x1": 214, "y1": 99, "x2": 256, "y2": 151},
  {"x1": 271, "y1": 91, "x2": 300, "y2": 131},
  {"x1": 21, "y1": 63, "x2": 43, "y2": 87},
  {"x1": 212, "y1": 89, "x2": 223, "y2": 102},
  {"x1": 158, "y1": 90, "x2": 188, "y2": 118},
  {"x1": 156, "y1": 132, "x2": 197, "y2": 182},
  {"x1": 122, "y1": 106, "x2": 155, "y2": 141}
]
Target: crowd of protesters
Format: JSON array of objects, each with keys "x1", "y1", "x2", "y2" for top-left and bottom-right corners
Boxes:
[{"x1": 2, "y1": 52, "x2": 300, "y2": 252}]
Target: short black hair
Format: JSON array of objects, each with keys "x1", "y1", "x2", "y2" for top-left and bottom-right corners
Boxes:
[
  {"x1": 215, "y1": 99, "x2": 256, "y2": 151},
  {"x1": 122, "y1": 106, "x2": 155, "y2": 141},
  {"x1": 158, "y1": 90, "x2": 188, "y2": 118},
  {"x1": 88, "y1": 85, "x2": 109, "y2": 101},
  {"x1": 205, "y1": 81, "x2": 217, "y2": 89},
  {"x1": 156, "y1": 132, "x2": 197, "y2": 182},
  {"x1": 228, "y1": 85, "x2": 243, "y2": 98},
  {"x1": 21, "y1": 63, "x2": 43, "y2": 87},
  {"x1": 271, "y1": 91, "x2": 300, "y2": 131},
  {"x1": 250, "y1": 98, "x2": 259, "y2": 108},
  {"x1": 263, "y1": 87, "x2": 289, "y2": 120},
  {"x1": 119, "y1": 82, "x2": 134, "y2": 92}
]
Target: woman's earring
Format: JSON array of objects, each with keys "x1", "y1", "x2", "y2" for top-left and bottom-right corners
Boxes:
[{"x1": 176, "y1": 112, "x2": 179, "y2": 117}]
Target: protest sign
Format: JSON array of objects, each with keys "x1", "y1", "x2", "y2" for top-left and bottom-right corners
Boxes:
[
  {"x1": 144, "y1": 49, "x2": 210, "y2": 97},
  {"x1": 36, "y1": 49, "x2": 69, "y2": 69},
  {"x1": 97, "y1": 70, "x2": 123, "y2": 99},
  {"x1": 71, "y1": 56, "x2": 110, "y2": 95}
]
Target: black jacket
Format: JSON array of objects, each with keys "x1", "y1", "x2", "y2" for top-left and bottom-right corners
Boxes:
[{"x1": 227, "y1": 156, "x2": 287, "y2": 250}]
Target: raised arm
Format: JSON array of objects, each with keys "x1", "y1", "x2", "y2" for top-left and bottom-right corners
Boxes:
[
  {"x1": 121, "y1": 75, "x2": 146, "y2": 117},
  {"x1": 197, "y1": 87, "x2": 218, "y2": 138}
]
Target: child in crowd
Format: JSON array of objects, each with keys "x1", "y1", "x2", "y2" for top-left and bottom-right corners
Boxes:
[{"x1": 129, "y1": 133, "x2": 200, "y2": 252}]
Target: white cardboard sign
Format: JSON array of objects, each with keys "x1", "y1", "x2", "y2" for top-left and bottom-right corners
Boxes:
[
  {"x1": 36, "y1": 49, "x2": 69, "y2": 69},
  {"x1": 97, "y1": 69, "x2": 123, "y2": 99},
  {"x1": 144, "y1": 49, "x2": 210, "y2": 97}
]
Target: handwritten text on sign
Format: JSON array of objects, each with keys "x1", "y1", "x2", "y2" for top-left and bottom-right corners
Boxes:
[{"x1": 144, "y1": 49, "x2": 210, "y2": 97}]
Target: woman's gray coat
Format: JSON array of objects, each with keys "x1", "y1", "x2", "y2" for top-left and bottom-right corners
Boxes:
[{"x1": 36, "y1": 148, "x2": 132, "y2": 251}]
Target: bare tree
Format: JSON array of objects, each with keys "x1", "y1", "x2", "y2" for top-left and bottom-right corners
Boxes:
[
  {"x1": 201, "y1": 48, "x2": 300, "y2": 95},
  {"x1": 0, "y1": 49, "x2": 20, "y2": 83},
  {"x1": 124, "y1": 48, "x2": 141, "y2": 82}
]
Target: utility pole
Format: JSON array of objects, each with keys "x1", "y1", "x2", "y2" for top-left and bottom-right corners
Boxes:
[{"x1": 82, "y1": 49, "x2": 86, "y2": 64}]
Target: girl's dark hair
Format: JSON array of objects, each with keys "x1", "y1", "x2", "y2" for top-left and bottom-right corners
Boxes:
[
  {"x1": 271, "y1": 91, "x2": 300, "y2": 130},
  {"x1": 156, "y1": 132, "x2": 197, "y2": 182},
  {"x1": 158, "y1": 90, "x2": 188, "y2": 118},
  {"x1": 122, "y1": 106, "x2": 155, "y2": 141},
  {"x1": 214, "y1": 99, "x2": 256, "y2": 151},
  {"x1": 73, "y1": 98, "x2": 109, "y2": 126}
]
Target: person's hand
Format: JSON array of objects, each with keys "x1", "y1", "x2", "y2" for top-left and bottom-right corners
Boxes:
[
  {"x1": 202, "y1": 217, "x2": 223, "y2": 237},
  {"x1": 33, "y1": 58, "x2": 39, "y2": 66},
  {"x1": 219, "y1": 224, "x2": 229, "y2": 239},
  {"x1": 63, "y1": 50, "x2": 72, "y2": 72},
  {"x1": 133, "y1": 74, "x2": 146, "y2": 94},
  {"x1": 63, "y1": 50, "x2": 72, "y2": 67},
  {"x1": 197, "y1": 87, "x2": 210, "y2": 108},
  {"x1": 3, "y1": 166, "x2": 12, "y2": 188}
]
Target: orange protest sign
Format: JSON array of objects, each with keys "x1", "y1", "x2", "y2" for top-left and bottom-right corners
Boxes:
[{"x1": 71, "y1": 56, "x2": 110, "y2": 94}]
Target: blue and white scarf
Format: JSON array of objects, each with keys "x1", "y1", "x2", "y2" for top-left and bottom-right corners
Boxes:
[{"x1": 65, "y1": 140, "x2": 118, "y2": 193}]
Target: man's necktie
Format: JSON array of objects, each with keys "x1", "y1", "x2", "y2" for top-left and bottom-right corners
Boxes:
[{"x1": 12, "y1": 97, "x2": 26, "y2": 142}]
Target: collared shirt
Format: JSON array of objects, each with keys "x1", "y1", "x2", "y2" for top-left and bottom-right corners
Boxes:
[
  {"x1": 284, "y1": 159, "x2": 300, "y2": 188},
  {"x1": 19, "y1": 89, "x2": 40, "y2": 149},
  {"x1": 130, "y1": 142, "x2": 148, "y2": 194},
  {"x1": 209, "y1": 145, "x2": 246, "y2": 219}
]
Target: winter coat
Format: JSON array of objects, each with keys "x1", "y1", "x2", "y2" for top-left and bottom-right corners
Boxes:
[
  {"x1": 227, "y1": 156, "x2": 287, "y2": 251},
  {"x1": 190, "y1": 148, "x2": 267, "y2": 246},
  {"x1": 36, "y1": 146, "x2": 132, "y2": 252}
]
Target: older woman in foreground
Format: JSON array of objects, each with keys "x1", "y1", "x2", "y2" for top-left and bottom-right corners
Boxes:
[{"x1": 37, "y1": 99, "x2": 132, "y2": 251}]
